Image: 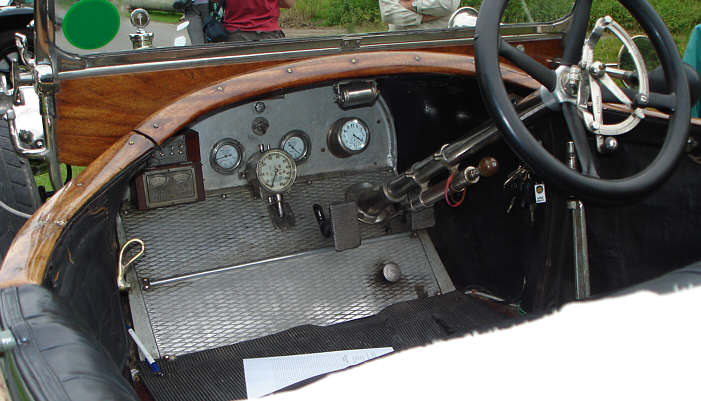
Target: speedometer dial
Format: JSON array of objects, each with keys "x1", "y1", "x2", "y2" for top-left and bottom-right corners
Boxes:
[{"x1": 256, "y1": 149, "x2": 297, "y2": 193}]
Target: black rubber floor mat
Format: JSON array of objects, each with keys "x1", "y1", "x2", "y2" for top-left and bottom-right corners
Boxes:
[{"x1": 140, "y1": 292, "x2": 520, "y2": 401}]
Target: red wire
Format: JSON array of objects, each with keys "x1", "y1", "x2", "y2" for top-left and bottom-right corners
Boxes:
[{"x1": 444, "y1": 173, "x2": 466, "y2": 207}]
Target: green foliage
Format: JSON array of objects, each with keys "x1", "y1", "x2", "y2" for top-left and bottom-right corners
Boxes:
[
  {"x1": 287, "y1": 0, "x2": 700, "y2": 40},
  {"x1": 34, "y1": 165, "x2": 85, "y2": 191},
  {"x1": 460, "y1": 0, "x2": 572, "y2": 23},
  {"x1": 280, "y1": 0, "x2": 326, "y2": 26},
  {"x1": 459, "y1": 0, "x2": 701, "y2": 35},
  {"x1": 323, "y1": 0, "x2": 382, "y2": 26}
]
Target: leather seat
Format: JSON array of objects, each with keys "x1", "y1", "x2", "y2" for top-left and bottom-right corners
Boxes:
[{"x1": 0, "y1": 285, "x2": 139, "y2": 401}]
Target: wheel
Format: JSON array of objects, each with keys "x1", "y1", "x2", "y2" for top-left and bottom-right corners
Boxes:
[
  {"x1": 474, "y1": 0, "x2": 691, "y2": 202},
  {"x1": 0, "y1": 119, "x2": 41, "y2": 260}
]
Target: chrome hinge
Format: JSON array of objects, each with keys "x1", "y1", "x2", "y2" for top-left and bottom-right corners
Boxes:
[
  {"x1": 0, "y1": 330, "x2": 17, "y2": 352},
  {"x1": 340, "y1": 37, "x2": 362, "y2": 50},
  {"x1": 3, "y1": 87, "x2": 48, "y2": 158}
]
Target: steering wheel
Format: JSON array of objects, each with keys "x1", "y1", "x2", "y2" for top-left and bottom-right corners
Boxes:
[{"x1": 474, "y1": 0, "x2": 691, "y2": 202}]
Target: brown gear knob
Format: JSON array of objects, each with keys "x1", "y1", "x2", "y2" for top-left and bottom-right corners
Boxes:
[{"x1": 478, "y1": 157, "x2": 499, "y2": 177}]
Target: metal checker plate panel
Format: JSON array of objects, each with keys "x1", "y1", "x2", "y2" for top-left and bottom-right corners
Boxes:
[
  {"x1": 141, "y1": 234, "x2": 440, "y2": 356},
  {"x1": 122, "y1": 170, "x2": 398, "y2": 278}
]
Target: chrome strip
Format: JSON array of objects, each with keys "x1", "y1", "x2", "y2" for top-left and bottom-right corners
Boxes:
[
  {"x1": 417, "y1": 230, "x2": 455, "y2": 293},
  {"x1": 145, "y1": 232, "x2": 410, "y2": 289},
  {"x1": 57, "y1": 33, "x2": 563, "y2": 80}
]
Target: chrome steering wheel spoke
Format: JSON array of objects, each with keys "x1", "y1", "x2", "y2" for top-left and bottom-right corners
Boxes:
[{"x1": 576, "y1": 16, "x2": 649, "y2": 136}]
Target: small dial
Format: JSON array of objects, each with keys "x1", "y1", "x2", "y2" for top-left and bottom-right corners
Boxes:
[
  {"x1": 210, "y1": 138, "x2": 244, "y2": 174},
  {"x1": 256, "y1": 149, "x2": 297, "y2": 193},
  {"x1": 280, "y1": 130, "x2": 311, "y2": 163},
  {"x1": 340, "y1": 119, "x2": 369, "y2": 151},
  {"x1": 328, "y1": 118, "x2": 370, "y2": 157}
]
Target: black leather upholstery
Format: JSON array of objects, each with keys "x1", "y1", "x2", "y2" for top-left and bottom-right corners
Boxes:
[{"x1": 0, "y1": 285, "x2": 138, "y2": 401}]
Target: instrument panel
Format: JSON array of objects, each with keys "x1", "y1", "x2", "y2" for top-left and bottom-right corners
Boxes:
[{"x1": 192, "y1": 84, "x2": 397, "y2": 192}]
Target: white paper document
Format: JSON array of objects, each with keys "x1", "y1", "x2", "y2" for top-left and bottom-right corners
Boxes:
[{"x1": 244, "y1": 347, "x2": 394, "y2": 398}]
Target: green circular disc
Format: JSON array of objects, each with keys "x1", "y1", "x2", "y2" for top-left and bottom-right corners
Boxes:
[{"x1": 62, "y1": 0, "x2": 121, "y2": 50}]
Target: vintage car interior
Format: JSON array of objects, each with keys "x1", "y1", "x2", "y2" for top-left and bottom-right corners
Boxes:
[{"x1": 1, "y1": 0, "x2": 701, "y2": 400}]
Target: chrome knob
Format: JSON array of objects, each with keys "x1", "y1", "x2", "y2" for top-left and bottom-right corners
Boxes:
[{"x1": 381, "y1": 262, "x2": 401, "y2": 283}]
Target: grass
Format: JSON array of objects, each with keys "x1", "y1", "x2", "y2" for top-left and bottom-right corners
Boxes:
[
  {"x1": 140, "y1": 10, "x2": 183, "y2": 24},
  {"x1": 595, "y1": 33, "x2": 691, "y2": 65},
  {"x1": 34, "y1": 165, "x2": 85, "y2": 191},
  {"x1": 280, "y1": 0, "x2": 383, "y2": 30}
]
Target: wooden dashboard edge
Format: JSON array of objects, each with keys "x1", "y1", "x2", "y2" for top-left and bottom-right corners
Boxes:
[
  {"x1": 134, "y1": 51, "x2": 539, "y2": 144},
  {"x1": 0, "y1": 133, "x2": 153, "y2": 287}
]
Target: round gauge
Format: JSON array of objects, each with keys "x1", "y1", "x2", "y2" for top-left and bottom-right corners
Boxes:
[
  {"x1": 256, "y1": 149, "x2": 297, "y2": 193},
  {"x1": 327, "y1": 118, "x2": 370, "y2": 158},
  {"x1": 210, "y1": 138, "x2": 244, "y2": 175},
  {"x1": 280, "y1": 130, "x2": 311, "y2": 163}
]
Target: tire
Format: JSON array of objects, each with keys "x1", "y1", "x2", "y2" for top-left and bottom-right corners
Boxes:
[{"x1": 0, "y1": 119, "x2": 41, "y2": 260}]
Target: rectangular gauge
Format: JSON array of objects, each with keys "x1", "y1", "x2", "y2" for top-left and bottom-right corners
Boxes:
[{"x1": 134, "y1": 163, "x2": 205, "y2": 210}]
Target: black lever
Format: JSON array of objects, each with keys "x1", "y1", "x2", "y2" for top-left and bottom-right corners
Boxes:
[
  {"x1": 313, "y1": 204, "x2": 333, "y2": 238},
  {"x1": 608, "y1": 64, "x2": 701, "y2": 111}
]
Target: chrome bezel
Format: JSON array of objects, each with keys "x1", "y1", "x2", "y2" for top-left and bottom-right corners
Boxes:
[
  {"x1": 329, "y1": 118, "x2": 370, "y2": 157},
  {"x1": 210, "y1": 138, "x2": 244, "y2": 175},
  {"x1": 280, "y1": 130, "x2": 311, "y2": 163},
  {"x1": 256, "y1": 149, "x2": 297, "y2": 194},
  {"x1": 130, "y1": 8, "x2": 151, "y2": 30}
]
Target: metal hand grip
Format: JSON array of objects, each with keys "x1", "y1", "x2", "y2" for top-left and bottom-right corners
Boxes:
[{"x1": 117, "y1": 239, "x2": 145, "y2": 291}]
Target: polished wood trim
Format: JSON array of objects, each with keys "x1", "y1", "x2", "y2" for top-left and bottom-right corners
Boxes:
[
  {"x1": 0, "y1": 133, "x2": 153, "y2": 287},
  {"x1": 604, "y1": 103, "x2": 701, "y2": 126},
  {"x1": 135, "y1": 51, "x2": 539, "y2": 143},
  {"x1": 55, "y1": 40, "x2": 560, "y2": 165},
  {"x1": 56, "y1": 60, "x2": 283, "y2": 166}
]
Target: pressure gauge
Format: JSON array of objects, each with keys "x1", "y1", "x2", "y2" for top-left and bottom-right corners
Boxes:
[
  {"x1": 210, "y1": 138, "x2": 244, "y2": 174},
  {"x1": 280, "y1": 130, "x2": 311, "y2": 163},
  {"x1": 256, "y1": 149, "x2": 297, "y2": 193},
  {"x1": 327, "y1": 117, "x2": 370, "y2": 158}
]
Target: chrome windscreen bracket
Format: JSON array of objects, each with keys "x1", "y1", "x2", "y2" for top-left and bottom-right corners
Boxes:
[
  {"x1": 3, "y1": 87, "x2": 47, "y2": 158},
  {"x1": 3, "y1": 32, "x2": 63, "y2": 191}
]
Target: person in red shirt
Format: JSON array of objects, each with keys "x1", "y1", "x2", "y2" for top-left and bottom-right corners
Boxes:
[{"x1": 222, "y1": 0, "x2": 295, "y2": 41}]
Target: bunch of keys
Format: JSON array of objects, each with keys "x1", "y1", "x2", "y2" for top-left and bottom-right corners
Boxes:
[{"x1": 503, "y1": 165, "x2": 546, "y2": 223}]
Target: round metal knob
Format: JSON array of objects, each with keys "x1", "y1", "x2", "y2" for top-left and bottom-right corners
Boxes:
[
  {"x1": 478, "y1": 156, "x2": 499, "y2": 177},
  {"x1": 381, "y1": 262, "x2": 401, "y2": 283}
]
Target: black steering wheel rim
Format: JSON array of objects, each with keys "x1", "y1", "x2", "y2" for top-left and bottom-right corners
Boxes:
[{"x1": 474, "y1": 0, "x2": 691, "y2": 202}]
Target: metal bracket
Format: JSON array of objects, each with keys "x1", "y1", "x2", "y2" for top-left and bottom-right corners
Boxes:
[
  {"x1": 340, "y1": 37, "x2": 362, "y2": 50},
  {"x1": 4, "y1": 32, "x2": 62, "y2": 190},
  {"x1": 329, "y1": 201, "x2": 361, "y2": 251},
  {"x1": 3, "y1": 87, "x2": 48, "y2": 158},
  {"x1": 14, "y1": 33, "x2": 35, "y2": 69},
  {"x1": 0, "y1": 330, "x2": 17, "y2": 352}
]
